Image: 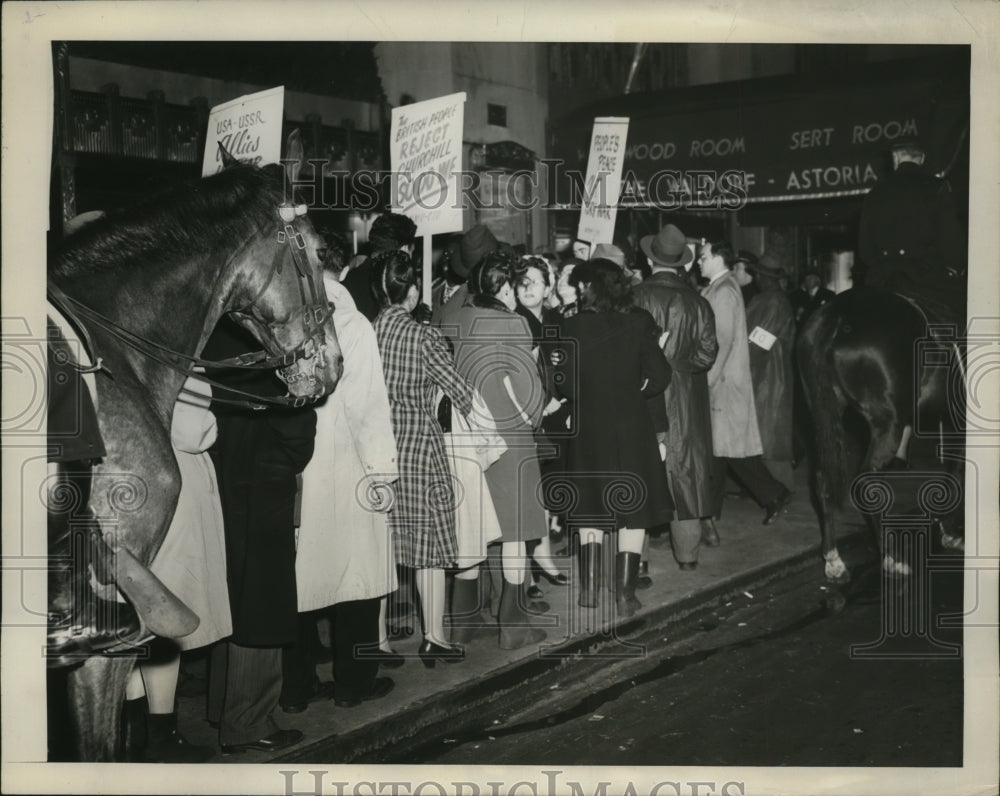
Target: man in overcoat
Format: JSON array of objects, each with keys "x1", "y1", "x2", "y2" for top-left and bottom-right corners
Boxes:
[
  {"x1": 633, "y1": 224, "x2": 719, "y2": 569},
  {"x1": 699, "y1": 240, "x2": 790, "y2": 527},
  {"x1": 745, "y1": 251, "x2": 796, "y2": 491},
  {"x1": 204, "y1": 318, "x2": 317, "y2": 754}
]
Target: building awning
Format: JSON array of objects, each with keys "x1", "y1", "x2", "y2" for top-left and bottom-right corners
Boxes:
[{"x1": 549, "y1": 52, "x2": 969, "y2": 207}]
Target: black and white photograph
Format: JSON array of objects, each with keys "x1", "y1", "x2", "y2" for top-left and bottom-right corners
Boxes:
[{"x1": 2, "y1": 2, "x2": 998, "y2": 795}]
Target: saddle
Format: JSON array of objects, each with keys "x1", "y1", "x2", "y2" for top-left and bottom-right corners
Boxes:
[{"x1": 46, "y1": 308, "x2": 199, "y2": 667}]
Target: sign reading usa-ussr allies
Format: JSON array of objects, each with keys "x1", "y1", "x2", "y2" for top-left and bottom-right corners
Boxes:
[
  {"x1": 201, "y1": 86, "x2": 285, "y2": 177},
  {"x1": 390, "y1": 92, "x2": 466, "y2": 237},
  {"x1": 577, "y1": 117, "x2": 629, "y2": 244}
]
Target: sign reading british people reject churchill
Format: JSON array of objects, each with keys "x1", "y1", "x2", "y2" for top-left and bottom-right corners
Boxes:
[
  {"x1": 389, "y1": 92, "x2": 466, "y2": 237},
  {"x1": 201, "y1": 86, "x2": 285, "y2": 177}
]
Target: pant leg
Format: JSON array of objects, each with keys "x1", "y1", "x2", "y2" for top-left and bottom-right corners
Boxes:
[
  {"x1": 709, "y1": 456, "x2": 729, "y2": 519},
  {"x1": 219, "y1": 642, "x2": 282, "y2": 746},
  {"x1": 763, "y1": 457, "x2": 795, "y2": 492},
  {"x1": 727, "y1": 456, "x2": 785, "y2": 506},
  {"x1": 206, "y1": 640, "x2": 228, "y2": 725},
  {"x1": 669, "y1": 518, "x2": 702, "y2": 564},
  {"x1": 280, "y1": 614, "x2": 320, "y2": 707},
  {"x1": 330, "y1": 598, "x2": 380, "y2": 703}
]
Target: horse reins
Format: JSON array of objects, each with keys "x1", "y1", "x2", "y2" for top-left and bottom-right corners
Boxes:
[{"x1": 47, "y1": 204, "x2": 334, "y2": 410}]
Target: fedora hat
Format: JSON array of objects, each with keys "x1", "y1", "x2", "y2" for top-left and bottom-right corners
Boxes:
[
  {"x1": 591, "y1": 242, "x2": 639, "y2": 282},
  {"x1": 754, "y1": 250, "x2": 786, "y2": 278},
  {"x1": 452, "y1": 224, "x2": 499, "y2": 279},
  {"x1": 640, "y1": 224, "x2": 693, "y2": 270}
]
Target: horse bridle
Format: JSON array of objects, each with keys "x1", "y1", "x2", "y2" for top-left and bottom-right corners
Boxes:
[
  {"x1": 220, "y1": 202, "x2": 336, "y2": 404},
  {"x1": 48, "y1": 203, "x2": 335, "y2": 410}
]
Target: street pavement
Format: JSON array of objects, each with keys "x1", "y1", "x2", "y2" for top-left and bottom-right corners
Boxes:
[{"x1": 178, "y1": 465, "x2": 880, "y2": 764}]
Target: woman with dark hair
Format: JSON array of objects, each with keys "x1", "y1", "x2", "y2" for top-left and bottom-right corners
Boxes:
[
  {"x1": 370, "y1": 250, "x2": 473, "y2": 667},
  {"x1": 554, "y1": 259, "x2": 674, "y2": 618},
  {"x1": 514, "y1": 256, "x2": 570, "y2": 593},
  {"x1": 555, "y1": 257, "x2": 584, "y2": 318},
  {"x1": 443, "y1": 249, "x2": 549, "y2": 650}
]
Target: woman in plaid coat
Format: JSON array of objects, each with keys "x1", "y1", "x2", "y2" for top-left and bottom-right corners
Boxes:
[{"x1": 371, "y1": 251, "x2": 474, "y2": 667}]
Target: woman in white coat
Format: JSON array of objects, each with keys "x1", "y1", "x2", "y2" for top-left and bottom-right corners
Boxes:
[
  {"x1": 122, "y1": 376, "x2": 230, "y2": 762},
  {"x1": 284, "y1": 271, "x2": 402, "y2": 709}
]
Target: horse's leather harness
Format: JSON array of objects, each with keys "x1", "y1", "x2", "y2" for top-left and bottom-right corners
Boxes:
[{"x1": 48, "y1": 203, "x2": 334, "y2": 410}]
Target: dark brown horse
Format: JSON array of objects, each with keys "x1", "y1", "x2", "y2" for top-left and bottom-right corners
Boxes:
[
  {"x1": 47, "y1": 138, "x2": 342, "y2": 760},
  {"x1": 796, "y1": 286, "x2": 964, "y2": 584}
]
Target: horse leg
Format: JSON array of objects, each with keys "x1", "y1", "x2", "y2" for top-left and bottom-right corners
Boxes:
[
  {"x1": 66, "y1": 654, "x2": 135, "y2": 761},
  {"x1": 861, "y1": 413, "x2": 920, "y2": 580},
  {"x1": 866, "y1": 410, "x2": 904, "y2": 473},
  {"x1": 816, "y1": 468, "x2": 850, "y2": 584}
]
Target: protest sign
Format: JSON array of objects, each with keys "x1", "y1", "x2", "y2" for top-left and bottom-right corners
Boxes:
[
  {"x1": 577, "y1": 117, "x2": 630, "y2": 245},
  {"x1": 389, "y1": 92, "x2": 466, "y2": 238},
  {"x1": 201, "y1": 86, "x2": 285, "y2": 177}
]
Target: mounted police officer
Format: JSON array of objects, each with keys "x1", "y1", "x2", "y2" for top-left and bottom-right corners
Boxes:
[
  {"x1": 857, "y1": 140, "x2": 967, "y2": 470},
  {"x1": 858, "y1": 140, "x2": 966, "y2": 323}
]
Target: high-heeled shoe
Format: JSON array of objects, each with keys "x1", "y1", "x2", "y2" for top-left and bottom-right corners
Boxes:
[
  {"x1": 532, "y1": 559, "x2": 570, "y2": 586},
  {"x1": 418, "y1": 639, "x2": 465, "y2": 668}
]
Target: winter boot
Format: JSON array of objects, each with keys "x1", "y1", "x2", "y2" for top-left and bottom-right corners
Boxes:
[
  {"x1": 121, "y1": 696, "x2": 149, "y2": 762},
  {"x1": 636, "y1": 559, "x2": 653, "y2": 590},
  {"x1": 577, "y1": 543, "x2": 602, "y2": 608},
  {"x1": 47, "y1": 462, "x2": 142, "y2": 667},
  {"x1": 615, "y1": 552, "x2": 642, "y2": 618},
  {"x1": 143, "y1": 712, "x2": 214, "y2": 763},
  {"x1": 498, "y1": 580, "x2": 547, "y2": 650},
  {"x1": 449, "y1": 576, "x2": 491, "y2": 644},
  {"x1": 486, "y1": 544, "x2": 504, "y2": 618},
  {"x1": 700, "y1": 518, "x2": 721, "y2": 547}
]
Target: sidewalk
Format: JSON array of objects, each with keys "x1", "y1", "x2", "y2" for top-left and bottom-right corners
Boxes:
[{"x1": 176, "y1": 466, "x2": 854, "y2": 764}]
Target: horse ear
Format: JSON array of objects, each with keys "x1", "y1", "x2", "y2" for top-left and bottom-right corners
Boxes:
[
  {"x1": 284, "y1": 129, "x2": 304, "y2": 187},
  {"x1": 217, "y1": 141, "x2": 239, "y2": 169}
]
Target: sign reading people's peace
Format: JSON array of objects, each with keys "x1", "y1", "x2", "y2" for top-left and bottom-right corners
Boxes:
[
  {"x1": 201, "y1": 86, "x2": 285, "y2": 177},
  {"x1": 577, "y1": 117, "x2": 630, "y2": 245},
  {"x1": 390, "y1": 92, "x2": 467, "y2": 237}
]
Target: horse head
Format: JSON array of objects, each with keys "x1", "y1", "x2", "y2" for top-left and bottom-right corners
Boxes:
[{"x1": 223, "y1": 132, "x2": 343, "y2": 400}]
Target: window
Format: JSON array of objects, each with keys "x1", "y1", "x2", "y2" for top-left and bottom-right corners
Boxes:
[{"x1": 487, "y1": 103, "x2": 507, "y2": 128}]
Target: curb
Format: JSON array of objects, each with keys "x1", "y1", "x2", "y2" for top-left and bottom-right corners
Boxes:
[{"x1": 274, "y1": 537, "x2": 839, "y2": 764}]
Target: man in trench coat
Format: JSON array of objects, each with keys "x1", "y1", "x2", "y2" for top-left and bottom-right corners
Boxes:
[
  {"x1": 699, "y1": 240, "x2": 790, "y2": 527},
  {"x1": 633, "y1": 224, "x2": 719, "y2": 569},
  {"x1": 203, "y1": 318, "x2": 317, "y2": 754},
  {"x1": 745, "y1": 251, "x2": 796, "y2": 491}
]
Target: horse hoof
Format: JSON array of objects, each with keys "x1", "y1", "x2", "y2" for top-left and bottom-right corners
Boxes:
[{"x1": 824, "y1": 591, "x2": 848, "y2": 614}]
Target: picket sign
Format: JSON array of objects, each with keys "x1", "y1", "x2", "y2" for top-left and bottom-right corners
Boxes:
[
  {"x1": 201, "y1": 86, "x2": 285, "y2": 177},
  {"x1": 577, "y1": 117, "x2": 630, "y2": 246},
  {"x1": 390, "y1": 92, "x2": 467, "y2": 305}
]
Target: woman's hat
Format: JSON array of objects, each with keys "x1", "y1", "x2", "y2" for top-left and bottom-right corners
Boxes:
[
  {"x1": 591, "y1": 243, "x2": 639, "y2": 284},
  {"x1": 640, "y1": 224, "x2": 693, "y2": 270},
  {"x1": 452, "y1": 224, "x2": 499, "y2": 279}
]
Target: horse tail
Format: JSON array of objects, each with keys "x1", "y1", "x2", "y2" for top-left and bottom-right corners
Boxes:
[{"x1": 797, "y1": 301, "x2": 851, "y2": 506}]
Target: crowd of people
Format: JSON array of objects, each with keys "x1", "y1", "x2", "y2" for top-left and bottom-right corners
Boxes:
[
  {"x1": 42, "y1": 134, "x2": 966, "y2": 763},
  {"x1": 107, "y1": 208, "x2": 843, "y2": 763}
]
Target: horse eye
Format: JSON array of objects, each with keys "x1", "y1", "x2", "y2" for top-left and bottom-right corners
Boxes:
[{"x1": 315, "y1": 248, "x2": 328, "y2": 262}]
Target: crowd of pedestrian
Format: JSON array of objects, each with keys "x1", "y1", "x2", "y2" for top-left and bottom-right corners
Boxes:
[{"x1": 118, "y1": 211, "x2": 841, "y2": 762}]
